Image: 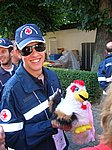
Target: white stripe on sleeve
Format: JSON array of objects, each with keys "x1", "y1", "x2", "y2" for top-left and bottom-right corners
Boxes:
[
  {"x1": 24, "y1": 100, "x2": 49, "y2": 120},
  {"x1": 98, "y1": 77, "x2": 106, "y2": 81},
  {"x1": 0, "y1": 122, "x2": 23, "y2": 132}
]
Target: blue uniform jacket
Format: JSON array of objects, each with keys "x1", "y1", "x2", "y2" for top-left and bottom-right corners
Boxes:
[
  {"x1": 0, "y1": 63, "x2": 68, "y2": 150},
  {"x1": 0, "y1": 64, "x2": 17, "y2": 92},
  {"x1": 97, "y1": 53, "x2": 112, "y2": 90}
]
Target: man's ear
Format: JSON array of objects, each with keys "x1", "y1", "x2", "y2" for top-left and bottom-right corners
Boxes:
[
  {"x1": 10, "y1": 49, "x2": 14, "y2": 57},
  {"x1": 16, "y1": 50, "x2": 22, "y2": 59},
  {"x1": 104, "y1": 50, "x2": 108, "y2": 56}
]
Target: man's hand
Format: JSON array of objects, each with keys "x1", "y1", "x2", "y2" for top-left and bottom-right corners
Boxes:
[
  {"x1": 0, "y1": 126, "x2": 6, "y2": 150},
  {"x1": 49, "y1": 88, "x2": 62, "y2": 113},
  {"x1": 51, "y1": 120, "x2": 72, "y2": 131}
]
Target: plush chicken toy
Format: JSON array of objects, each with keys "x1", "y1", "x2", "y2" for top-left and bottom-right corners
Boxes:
[{"x1": 49, "y1": 80, "x2": 95, "y2": 145}]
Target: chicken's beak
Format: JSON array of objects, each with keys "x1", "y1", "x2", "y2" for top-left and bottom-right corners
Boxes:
[{"x1": 75, "y1": 90, "x2": 89, "y2": 102}]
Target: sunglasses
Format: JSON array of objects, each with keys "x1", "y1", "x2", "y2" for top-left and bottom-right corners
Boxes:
[{"x1": 21, "y1": 42, "x2": 46, "y2": 56}]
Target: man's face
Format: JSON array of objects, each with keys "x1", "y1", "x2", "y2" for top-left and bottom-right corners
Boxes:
[
  {"x1": 0, "y1": 47, "x2": 12, "y2": 65},
  {"x1": 22, "y1": 42, "x2": 45, "y2": 76}
]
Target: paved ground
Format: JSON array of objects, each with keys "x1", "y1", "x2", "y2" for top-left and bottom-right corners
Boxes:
[{"x1": 65, "y1": 103, "x2": 102, "y2": 150}]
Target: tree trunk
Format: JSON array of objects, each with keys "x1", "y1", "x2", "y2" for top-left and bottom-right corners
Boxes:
[
  {"x1": 91, "y1": 0, "x2": 112, "y2": 71},
  {"x1": 91, "y1": 26, "x2": 112, "y2": 71}
]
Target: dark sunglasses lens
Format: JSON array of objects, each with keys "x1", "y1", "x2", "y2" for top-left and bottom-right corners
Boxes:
[
  {"x1": 21, "y1": 43, "x2": 46, "y2": 56},
  {"x1": 35, "y1": 43, "x2": 46, "y2": 52},
  {"x1": 21, "y1": 47, "x2": 32, "y2": 56}
]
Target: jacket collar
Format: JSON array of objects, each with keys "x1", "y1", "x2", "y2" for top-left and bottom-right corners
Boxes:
[
  {"x1": 106, "y1": 53, "x2": 112, "y2": 58},
  {"x1": 15, "y1": 63, "x2": 50, "y2": 93},
  {"x1": 0, "y1": 64, "x2": 17, "y2": 75}
]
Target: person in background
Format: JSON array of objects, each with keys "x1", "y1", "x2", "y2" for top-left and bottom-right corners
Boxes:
[
  {"x1": 80, "y1": 83, "x2": 112, "y2": 150},
  {"x1": 0, "y1": 24, "x2": 70, "y2": 150},
  {"x1": 0, "y1": 126, "x2": 6, "y2": 150},
  {"x1": 0, "y1": 38, "x2": 17, "y2": 92},
  {"x1": 97, "y1": 41, "x2": 112, "y2": 95},
  {"x1": 11, "y1": 40, "x2": 22, "y2": 66},
  {"x1": 49, "y1": 50, "x2": 80, "y2": 70}
]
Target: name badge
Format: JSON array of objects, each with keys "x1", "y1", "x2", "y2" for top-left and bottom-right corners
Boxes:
[{"x1": 52, "y1": 129, "x2": 66, "y2": 150}]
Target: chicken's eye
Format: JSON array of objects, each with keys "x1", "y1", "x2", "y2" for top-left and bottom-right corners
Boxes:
[{"x1": 75, "y1": 87, "x2": 79, "y2": 91}]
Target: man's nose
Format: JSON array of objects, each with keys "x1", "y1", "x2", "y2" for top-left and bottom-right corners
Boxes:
[{"x1": 31, "y1": 48, "x2": 39, "y2": 55}]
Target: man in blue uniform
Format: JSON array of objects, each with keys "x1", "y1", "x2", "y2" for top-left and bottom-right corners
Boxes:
[
  {"x1": 0, "y1": 38, "x2": 17, "y2": 92},
  {"x1": 97, "y1": 41, "x2": 112, "y2": 95},
  {"x1": 0, "y1": 24, "x2": 70, "y2": 150}
]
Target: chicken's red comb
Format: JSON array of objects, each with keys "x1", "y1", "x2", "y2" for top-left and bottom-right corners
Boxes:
[{"x1": 73, "y1": 80, "x2": 85, "y2": 86}]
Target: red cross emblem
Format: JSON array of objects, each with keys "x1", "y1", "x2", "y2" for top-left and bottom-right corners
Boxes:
[
  {"x1": 3, "y1": 112, "x2": 7, "y2": 118},
  {"x1": 0, "y1": 109, "x2": 11, "y2": 122},
  {"x1": 25, "y1": 28, "x2": 32, "y2": 35}
]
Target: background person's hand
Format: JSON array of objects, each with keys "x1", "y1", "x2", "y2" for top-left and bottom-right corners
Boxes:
[{"x1": 0, "y1": 126, "x2": 6, "y2": 150}]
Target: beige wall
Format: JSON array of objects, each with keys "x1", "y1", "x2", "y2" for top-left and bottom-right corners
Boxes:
[{"x1": 44, "y1": 28, "x2": 96, "y2": 56}]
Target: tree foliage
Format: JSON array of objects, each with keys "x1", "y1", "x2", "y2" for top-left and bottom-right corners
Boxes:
[
  {"x1": 0, "y1": 0, "x2": 68, "y2": 39},
  {"x1": 65, "y1": 0, "x2": 112, "y2": 32},
  {"x1": 1, "y1": 0, "x2": 112, "y2": 38}
]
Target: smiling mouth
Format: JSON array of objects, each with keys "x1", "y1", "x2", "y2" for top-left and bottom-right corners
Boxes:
[
  {"x1": 31, "y1": 59, "x2": 40, "y2": 63},
  {"x1": 79, "y1": 94, "x2": 88, "y2": 101}
]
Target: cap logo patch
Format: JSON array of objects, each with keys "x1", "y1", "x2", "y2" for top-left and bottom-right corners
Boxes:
[
  {"x1": 20, "y1": 26, "x2": 39, "y2": 38},
  {"x1": 0, "y1": 109, "x2": 11, "y2": 122},
  {"x1": 25, "y1": 27, "x2": 32, "y2": 35}
]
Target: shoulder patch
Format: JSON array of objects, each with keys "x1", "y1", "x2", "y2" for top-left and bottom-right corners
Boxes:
[{"x1": 0, "y1": 109, "x2": 11, "y2": 122}]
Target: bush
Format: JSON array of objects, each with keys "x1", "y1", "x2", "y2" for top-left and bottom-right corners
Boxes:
[{"x1": 50, "y1": 67, "x2": 102, "y2": 103}]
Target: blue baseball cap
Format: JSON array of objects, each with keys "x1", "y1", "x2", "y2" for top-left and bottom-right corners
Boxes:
[
  {"x1": 15, "y1": 24, "x2": 45, "y2": 50},
  {"x1": 0, "y1": 38, "x2": 13, "y2": 49}
]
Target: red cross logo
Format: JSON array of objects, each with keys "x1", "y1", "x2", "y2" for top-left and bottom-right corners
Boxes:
[
  {"x1": 3, "y1": 112, "x2": 7, "y2": 119},
  {"x1": 25, "y1": 28, "x2": 32, "y2": 35},
  {"x1": 0, "y1": 109, "x2": 11, "y2": 122}
]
